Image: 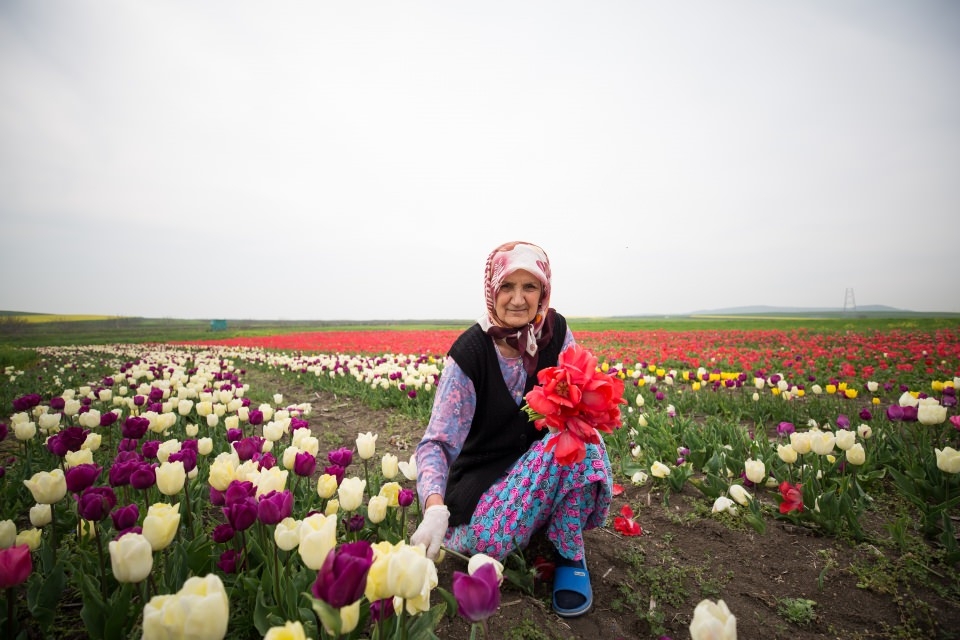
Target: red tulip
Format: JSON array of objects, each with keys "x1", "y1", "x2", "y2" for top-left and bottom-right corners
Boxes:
[{"x1": 0, "y1": 544, "x2": 32, "y2": 589}]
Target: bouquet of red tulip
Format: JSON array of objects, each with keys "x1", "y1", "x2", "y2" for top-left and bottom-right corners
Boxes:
[{"x1": 522, "y1": 344, "x2": 627, "y2": 466}]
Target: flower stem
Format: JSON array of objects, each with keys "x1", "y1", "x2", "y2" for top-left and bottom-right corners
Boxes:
[
  {"x1": 6, "y1": 587, "x2": 15, "y2": 640},
  {"x1": 94, "y1": 522, "x2": 107, "y2": 601}
]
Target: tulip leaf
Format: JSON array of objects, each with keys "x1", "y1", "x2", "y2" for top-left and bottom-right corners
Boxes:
[
  {"x1": 405, "y1": 602, "x2": 446, "y2": 640},
  {"x1": 183, "y1": 533, "x2": 214, "y2": 575},
  {"x1": 103, "y1": 584, "x2": 133, "y2": 640},
  {"x1": 253, "y1": 585, "x2": 285, "y2": 635},
  {"x1": 688, "y1": 473, "x2": 728, "y2": 499},
  {"x1": 26, "y1": 559, "x2": 65, "y2": 633},
  {"x1": 434, "y1": 586, "x2": 459, "y2": 620}
]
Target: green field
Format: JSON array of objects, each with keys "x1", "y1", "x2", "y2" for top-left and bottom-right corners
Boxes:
[{"x1": 1, "y1": 311, "x2": 959, "y2": 352}]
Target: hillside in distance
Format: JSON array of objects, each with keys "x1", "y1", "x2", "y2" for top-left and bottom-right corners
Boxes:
[{"x1": 687, "y1": 304, "x2": 904, "y2": 315}]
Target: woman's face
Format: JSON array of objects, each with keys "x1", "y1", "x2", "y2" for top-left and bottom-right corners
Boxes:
[{"x1": 495, "y1": 269, "x2": 542, "y2": 328}]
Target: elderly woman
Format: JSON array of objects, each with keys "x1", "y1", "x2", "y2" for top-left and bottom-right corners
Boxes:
[{"x1": 410, "y1": 240, "x2": 613, "y2": 617}]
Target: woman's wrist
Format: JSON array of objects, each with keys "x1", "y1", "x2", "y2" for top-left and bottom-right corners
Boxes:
[{"x1": 424, "y1": 493, "x2": 445, "y2": 510}]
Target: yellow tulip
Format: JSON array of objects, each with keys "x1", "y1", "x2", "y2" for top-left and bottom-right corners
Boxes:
[
  {"x1": 935, "y1": 447, "x2": 960, "y2": 474},
  {"x1": 109, "y1": 532, "x2": 154, "y2": 583},
  {"x1": 316, "y1": 474, "x2": 339, "y2": 499},
  {"x1": 0, "y1": 520, "x2": 15, "y2": 548},
  {"x1": 651, "y1": 461, "x2": 671, "y2": 478},
  {"x1": 378, "y1": 482, "x2": 401, "y2": 507},
  {"x1": 23, "y1": 469, "x2": 67, "y2": 505},
  {"x1": 846, "y1": 443, "x2": 866, "y2": 466},
  {"x1": 298, "y1": 513, "x2": 337, "y2": 570},
  {"x1": 777, "y1": 444, "x2": 798, "y2": 464},
  {"x1": 338, "y1": 477, "x2": 366, "y2": 511},
  {"x1": 16, "y1": 528, "x2": 42, "y2": 551},
  {"x1": 381, "y1": 453, "x2": 399, "y2": 480},
  {"x1": 142, "y1": 574, "x2": 229, "y2": 640},
  {"x1": 142, "y1": 503, "x2": 181, "y2": 551},
  {"x1": 356, "y1": 432, "x2": 378, "y2": 460},
  {"x1": 156, "y1": 461, "x2": 186, "y2": 496},
  {"x1": 264, "y1": 621, "x2": 309, "y2": 640},
  {"x1": 367, "y1": 495, "x2": 388, "y2": 524},
  {"x1": 273, "y1": 518, "x2": 301, "y2": 552}
]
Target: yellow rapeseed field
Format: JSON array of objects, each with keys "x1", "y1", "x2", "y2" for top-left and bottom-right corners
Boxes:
[{"x1": 4, "y1": 314, "x2": 119, "y2": 324}]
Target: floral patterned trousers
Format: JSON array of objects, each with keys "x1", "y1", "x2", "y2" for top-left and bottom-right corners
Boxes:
[{"x1": 444, "y1": 432, "x2": 612, "y2": 562}]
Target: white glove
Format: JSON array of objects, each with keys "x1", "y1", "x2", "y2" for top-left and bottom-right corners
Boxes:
[{"x1": 410, "y1": 504, "x2": 450, "y2": 560}]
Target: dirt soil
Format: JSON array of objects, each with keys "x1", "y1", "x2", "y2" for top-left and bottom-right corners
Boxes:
[{"x1": 249, "y1": 368, "x2": 960, "y2": 640}]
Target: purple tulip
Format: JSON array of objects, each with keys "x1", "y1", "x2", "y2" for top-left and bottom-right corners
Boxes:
[
  {"x1": 224, "y1": 481, "x2": 256, "y2": 507},
  {"x1": 148, "y1": 387, "x2": 164, "y2": 402},
  {"x1": 111, "y1": 503, "x2": 140, "y2": 531},
  {"x1": 217, "y1": 549, "x2": 239, "y2": 574},
  {"x1": 65, "y1": 426, "x2": 90, "y2": 450},
  {"x1": 901, "y1": 406, "x2": 918, "y2": 422},
  {"x1": 859, "y1": 408, "x2": 872, "y2": 421},
  {"x1": 168, "y1": 448, "x2": 198, "y2": 473},
  {"x1": 49, "y1": 397, "x2": 66, "y2": 411},
  {"x1": 77, "y1": 486, "x2": 117, "y2": 522},
  {"x1": 950, "y1": 415, "x2": 960, "y2": 431},
  {"x1": 122, "y1": 416, "x2": 150, "y2": 439},
  {"x1": 344, "y1": 514, "x2": 365, "y2": 532},
  {"x1": 398, "y1": 489, "x2": 415, "y2": 508},
  {"x1": 290, "y1": 417, "x2": 309, "y2": 432},
  {"x1": 212, "y1": 523, "x2": 236, "y2": 544},
  {"x1": 180, "y1": 439, "x2": 198, "y2": 452},
  {"x1": 327, "y1": 447, "x2": 353, "y2": 468},
  {"x1": 46, "y1": 434, "x2": 70, "y2": 458},
  {"x1": 226, "y1": 428, "x2": 243, "y2": 443},
  {"x1": 141, "y1": 440, "x2": 160, "y2": 460},
  {"x1": 836, "y1": 414, "x2": 851, "y2": 430},
  {"x1": 66, "y1": 463, "x2": 103, "y2": 494},
  {"x1": 223, "y1": 498, "x2": 258, "y2": 532},
  {"x1": 209, "y1": 486, "x2": 226, "y2": 506},
  {"x1": 117, "y1": 438, "x2": 139, "y2": 452},
  {"x1": 133, "y1": 395, "x2": 146, "y2": 407},
  {"x1": 108, "y1": 460, "x2": 139, "y2": 487},
  {"x1": 256, "y1": 452, "x2": 277, "y2": 470},
  {"x1": 12, "y1": 393, "x2": 42, "y2": 412},
  {"x1": 247, "y1": 410, "x2": 264, "y2": 426},
  {"x1": 325, "y1": 464, "x2": 346, "y2": 486},
  {"x1": 886, "y1": 405, "x2": 904, "y2": 421},
  {"x1": 257, "y1": 490, "x2": 293, "y2": 525},
  {"x1": 294, "y1": 451, "x2": 317, "y2": 477},
  {"x1": 370, "y1": 598, "x2": 396, "y2": 623},
  {"x1": 777, "y1": 422, "x2": 795, "y2": 437},
  {"x1": 452, "y1": 562, "x2": 501, "y2": 624},
  {"x1": 233, "y1": 437, "x2": 264, "y2": 462},
  {"x1": 99, "y1": 411, "x2": 119, "y2": 428},
  {"x1": 130, "y1": 463, "x2": 157, "y2": 490},
  {"x1": 311, "y1": 541, "x2": 374, "y2": 608},
  {"x1": 942, "y1": 394, "x2": 957, "y2": 408}
]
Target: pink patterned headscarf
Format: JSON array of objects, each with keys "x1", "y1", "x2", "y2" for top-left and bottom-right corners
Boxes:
[{"x1": 479, "y1": 241, "x2": 556, "y2": 375}]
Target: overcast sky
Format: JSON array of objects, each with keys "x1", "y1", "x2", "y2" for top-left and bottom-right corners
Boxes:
[{"x1": 2, "y1": 1, "x2": 958, "y2": 321}]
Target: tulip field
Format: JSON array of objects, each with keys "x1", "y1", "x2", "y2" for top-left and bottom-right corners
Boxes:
[{"x1": 1, "y1": 318, "x2": 959, "y2": 639}]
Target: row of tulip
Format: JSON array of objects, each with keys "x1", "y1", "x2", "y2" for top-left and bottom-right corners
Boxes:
[
  {"x1": 1, "y1": 345, "x2": 516, "y2": 640},
  {"x1": 0, "y1": 343, "x2": 738, "y2": 640},
  {"x1": 3, "y1": 330, "x2": 960, "y2": 639},
  {"x1": 233, "y1": 344, "x2": 960, "y2": 554}
]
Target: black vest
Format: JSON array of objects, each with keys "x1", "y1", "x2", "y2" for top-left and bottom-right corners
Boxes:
[{"x1": 444, "y1": 313, "x2": 568, "y2": 526}]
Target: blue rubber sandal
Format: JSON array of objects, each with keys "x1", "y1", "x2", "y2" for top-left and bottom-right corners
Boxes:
[{"x1": 552, "y1": 557, "x2": 593, "y2": 617}]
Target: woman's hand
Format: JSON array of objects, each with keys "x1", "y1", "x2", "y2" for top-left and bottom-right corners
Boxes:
[{"x1": 410, "y1": 504, "x2": 450, "y2": 560}]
